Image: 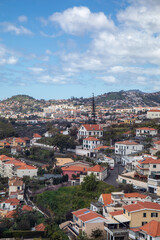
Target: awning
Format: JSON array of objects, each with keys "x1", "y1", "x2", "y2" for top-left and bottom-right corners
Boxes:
[{"x1": 114, "y1": 215, "x2": 130, "y2": 223}]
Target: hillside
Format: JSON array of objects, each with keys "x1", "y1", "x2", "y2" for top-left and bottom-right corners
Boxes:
[{"x1": 81, "y1": 90, "x2": 160, "y2": 108}]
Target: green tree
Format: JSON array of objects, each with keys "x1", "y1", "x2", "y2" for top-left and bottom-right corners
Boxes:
[
  {"x1": 91, "y1": 229, "x2": 103, "y2": 239},
  {"x1": 81, "y1": 173, "x2": 97, "y2": 192}
]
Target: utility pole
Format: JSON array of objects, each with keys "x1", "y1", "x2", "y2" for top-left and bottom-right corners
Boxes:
[{"x1": 91, "y1": 93, "x2": 96, "y2": 124}]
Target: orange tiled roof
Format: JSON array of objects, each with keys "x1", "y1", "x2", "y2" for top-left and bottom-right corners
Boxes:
[
  {"x1": 4, "y1": 198, "x2": 20, "y2": 205},
  {"x1": 72, "y1": 208, "x2": 89, "y2": 217},
  {"x1": 33, "y1": 133, "x2": 42, "y2": 138},
  {"x1": 124, "y1": 201, "x2": 160, "y2": 212},
  {"x1": 110, "y1": 210, "x2": 123, "y2": 216},
  {"x1": 61, "y1": 166, "x2": 88, "y2": 172},
  {"x1": 101, "y1": 193, "x2": 113, "y2": 206},
  {"x1": 22, "y1": 205, "x2": 33, "y2": 211},
  {"x1": 154, "y1": 141, "x2": 160, "y2": 145},
  {"x1": 148, "y1": 110, "x2": 160, "y2": 112},
  {"x1": 17, "y1": 165, "x2": 37, "y2": 170},
  {"x1": 5, "y1": 210, "x2": 16, "y2": 219},
  {"x1": 82, "y1": 124, "x2": 103, "y2": 131},
  {"x1": 136, "y1": 127, "x2": 156, "y2": 131},
  {"x1": 140, "y1": 220, "x2": 160, "y2": 237},
  {"x1": 124, "y1": 193, "x2": 147, "y2": 199},
  {"x1": 35, "y1": 223, "x2": 46, "y2": 231},
  {"x1": 116, "y1": 140, "x2": 138, "y2": 145},
  {"x1": 78, "y1": 211, "x2": 105, "y2": 222},
  {"x1": 84, "y1": 137, "x2": 100, "y2": 141},
  {"x1": 88, "y1": 164, "x2": 105, "y2": 172}
]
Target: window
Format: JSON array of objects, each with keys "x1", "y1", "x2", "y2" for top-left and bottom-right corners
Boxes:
[
  {"x1": 123, "y1": 209, "x2": 126, "y2": 214},
  {"x1": 89, "y1": 132, "x2": 91, "y2": 135},
  {"x1": 143, "y1": 213, "x2": 146, "y2": 218},
  {"x1": 153, "y1": 165, "x2": 156, "y2": 168},
  {"x1": 150, "y1": 237, "x2": 152, "y2": 240},
  {"x1": 142, "y1": 222, "x2": 147, "y2": 226},
  {"x1": 151, "y1": 213, "x2": 158, "y2": 217}
]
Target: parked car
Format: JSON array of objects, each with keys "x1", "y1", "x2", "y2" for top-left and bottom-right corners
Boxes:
[
  {"x1": 139, "y1": 188, "x2": 146, "y2": 192},
  {"x1": 154, "y1": 198, "x2": 160, "y2": 204}
]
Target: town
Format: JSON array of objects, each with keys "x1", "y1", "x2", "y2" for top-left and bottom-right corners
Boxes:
[{"x1": 0, "y1": 93, "x2": 160, "y2": 239}]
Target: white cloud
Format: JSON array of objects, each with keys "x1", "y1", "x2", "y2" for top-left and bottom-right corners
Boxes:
[
  {"x1": 0, "y1": 22, "x2": 33, "y2": 35},
  {"x1": 40, "y1": 31, "x2": 61, "y2": 38},
  {"x1": 0, "y1": 44, "x2": 18, "y2": 66},
  {"x1": 98, "y1": 76, "x2": 117, "y2": 83},
  {"x1": 117, "y1": 0, "x2": 160, "y2": 33},
  {"x1": 49, "y1": 6, "x2": 115, "y2": 35},
  {"x1": 29, "y1": 67, "x2": 45, "y2": 74},
  {"x1": 18, "y1": 15, "x2": 28, "y2": 22}
]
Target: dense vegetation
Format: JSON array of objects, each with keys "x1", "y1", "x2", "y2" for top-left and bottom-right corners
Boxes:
[
  {"x1": 36, "y1": 179, "x2": 116, "y2": 224},
  {"x1": 0, "y1": 118, "x2": 16, "y2": 139},
  {"x1": 24, "y1": 147, "x2": 55, "y2": 164},
  {"x1": 38, "y1": 134, "x2": 76, "y2": 152}
]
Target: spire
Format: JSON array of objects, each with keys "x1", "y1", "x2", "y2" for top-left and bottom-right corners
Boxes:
[{"x1": 91, "y1": 93, "x2": 96, "y2": 124}]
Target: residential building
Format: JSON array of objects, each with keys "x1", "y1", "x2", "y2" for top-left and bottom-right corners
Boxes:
[
  {"x1": 9, "y1": 177, "x2": 25, "y2": 200},
  {"x1": 77, "y1": 124, "x2": 103, "y2": 139},
  {"x1": 83, "y1": 137, "x2": 102, "y2": 150},
  {"x1": 115, "y1": 140, "x2": 144, "y2": 156},
  {"x1": 147, "y1": 110, "x2": 160, "y2": 119},
  {"x1": 136, "y1": 127, "x2": 158, "y2": 136},
  {"x1": 71, "y1": 208, "x2": 106, "y2": 237},
  {"x1": 0, "y1": 155, "x2": 37, "y2": 178},
  {"x1": 0, "y1": 198, "x2": 20, "y2": 211},
  {"x1": 61, "y1": 165, "x2": 88, "y2": 180},
  {"x1": 87, "y1": 164, "x2": 108, "y2": 181}
]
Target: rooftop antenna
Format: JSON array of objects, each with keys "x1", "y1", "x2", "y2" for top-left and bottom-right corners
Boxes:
[{"x1": 91, "y1": 93, "x2": 96, "y2": 124}]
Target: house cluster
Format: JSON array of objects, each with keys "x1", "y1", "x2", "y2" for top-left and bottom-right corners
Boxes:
[
  {"x1": 0, "y1": 155, "x2": 37, "y2": 178},
  {"x1": 61, "y1": 191, "x2": 160, "y2": 240},
  {"x1": 0, "y1": 176, "x2": 45, "y2": 232}
]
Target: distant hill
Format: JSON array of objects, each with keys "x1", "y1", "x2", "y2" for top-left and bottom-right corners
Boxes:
[
  {"x1": 2, "y1": 90, "x2": 160, "y2": 112},
  {"x1": 76, "y1": 90, "x2": 160, "y2": 108}
]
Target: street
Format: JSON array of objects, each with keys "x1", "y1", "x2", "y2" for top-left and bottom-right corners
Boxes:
[{"x1": 104, "y1": 164, "x2": 124, "y2": 187}]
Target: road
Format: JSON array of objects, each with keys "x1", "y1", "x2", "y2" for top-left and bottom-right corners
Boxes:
[{"x1": 104, "y1": 164, "x2": 124, "y2": 187}]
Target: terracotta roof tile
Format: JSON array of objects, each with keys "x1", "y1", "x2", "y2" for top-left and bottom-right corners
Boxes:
[
  {"x1": 140, "y1": 220, "x2": 160, "y2": 237},
  {"x1": 35, "y1": 223, "x2": 46, "y2": 231},
  {"x1": 88, "y1": 164, "x2": 105, "y2": 172}
]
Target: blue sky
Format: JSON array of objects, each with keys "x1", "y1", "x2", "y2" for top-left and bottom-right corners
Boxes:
[{"x1": 0, "y1": 0, "x2": 160, "y2": 100}]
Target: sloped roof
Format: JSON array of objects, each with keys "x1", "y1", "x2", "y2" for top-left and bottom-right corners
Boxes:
[
  {"x1": 140, "y1": 220, "x2": 160, "y2": 237},
  {"x1": 33, "y1": 133, "x2": 42, "y2": 138},
  {"x1": 5, "y1": 210, "x2": 16, "y2": 219},
  {"x1": 124, "y1": 193, "x2": 147, "y2": 199},
  {"x1": 82, "y1": 124, "x2": 103, "y2": 131},
  {"x1": 35, "y1": 223, "x2": 46, "y2": 231},
  {"x1": 22, "y1": 205, "x2": 33, "y2": 211},
  {"x1": 110, "y1": 210, "x2": 123, "y2": 216},
  {"x1": 116, "y1": 140, "x2": 138, "y2": 145},
  {"x1": 88, "y1": 164, "x2": 106, "y2": 172},
  {"x1": 61, "y1": 166, "x2": 88, "y2": 172},
  {"x1": 136, "y1": 127, "x2": 156, "y2": 131},
  {"x1": 101, "y1": 193, "x2": 113, "y2": 206},
  {"x1": 84, "y1": 137, "x2": 100, "y2": 141},
  {"x1": 124, "y1": 201, "x2": 160, "y2": 212}
]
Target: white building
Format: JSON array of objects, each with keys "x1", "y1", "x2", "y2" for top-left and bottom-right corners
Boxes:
[
  {"x1": 147, "y1": 109, "x2": 160, "y2": 119},
  {"x1": 9, "y1": 177, "x2": 25, "y2": 201},
  {"x1": 0, "y1": 198, "x2": 20, "y2": 211},
  {"x1": 78, "y1": 124, "x2": 103, "y2": 139},
  {"x1": 136, "y1": 127, "x2": 157, "y2": 136},
  {"x1": 0, "y1": 155, "x2": 37, "y2": 178},
  {"x1": 115, "y1": 141, "x2": 144, "y2": 156},
  {"x1": 87, "y1": 164, "x2": 108, "y2": 181},
  {"x1": 83, "y1": 137, "x2": 102, "y2": 150}
]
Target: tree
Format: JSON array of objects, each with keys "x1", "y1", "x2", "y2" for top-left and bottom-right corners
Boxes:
[
  {"x1": 78, "y1": 231, "x2": 89, "y2": 240},
  {"x1": 81, "y1": 173, "x2": 97, "y2": 192},
  {"x1": 91, "y1": 229, "x2": 103, "y2": 239}
]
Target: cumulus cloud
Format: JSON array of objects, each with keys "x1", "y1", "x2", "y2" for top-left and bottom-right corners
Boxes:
[
  {"x1": 49, "y1": 6, "x2": 115, "y2": 35},
  {"x1": 98, "y1": 76, "x2": 117, "y2": 83},
  {"x1": 0, "y1": 22, "x2": 33, "y2": 35},
  {"x1": 18, "y1": 15, "x2": 28, "y2": 22},
  {"x1": 0, "y1": 44, "x2": 18, "y2": 66},
  {"x1": 29, "y1": 67, "x2": 45, "y2": 74}
]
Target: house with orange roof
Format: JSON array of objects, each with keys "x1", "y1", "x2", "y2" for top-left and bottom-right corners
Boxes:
[
  {"x1": 34, "y1": 223, "x2": 46, "y2": 231},
  {"x1": 83, "y1": 136, "x2": 102, "y2": 150},
  {"x1": 87, "y1": 164, "x2": 108, "y2": 181},
  {"x1": 138, "y1": 220, "x2": 160, "y2": 240},
  {"x1": 61, "y1": 165, "x2": 88, "y2": 180},
  {"x1": 77, "y1": 124, "x2": 103, "y2": 140},
  {"x1": 71, "y1": 208, "x2": 106, "y2": 237},
  {"x1": 9, "y1": 177, "x2": 25, "y2": 200},
  {"x1": 147, "y1": 109, "x2": 160, "y2": 119},
  {"x1": 0, "y1": 198, "x2": 20, "y2": 211},
  {"x1": 115, "y1": 140, "x2": 144, "y2": 156},
  {"x1": 136, "y1": 127, "x2": 158, "y2": 137},
  {"x1": 150, "y1": 140, "x2": 160, "y2": 155},
  {"x1": 22, "y1": 205, "x2": 33, "y2": 211},
  {"x1": 0, "y1": 155, "x2": 37, "y2": 178}
]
